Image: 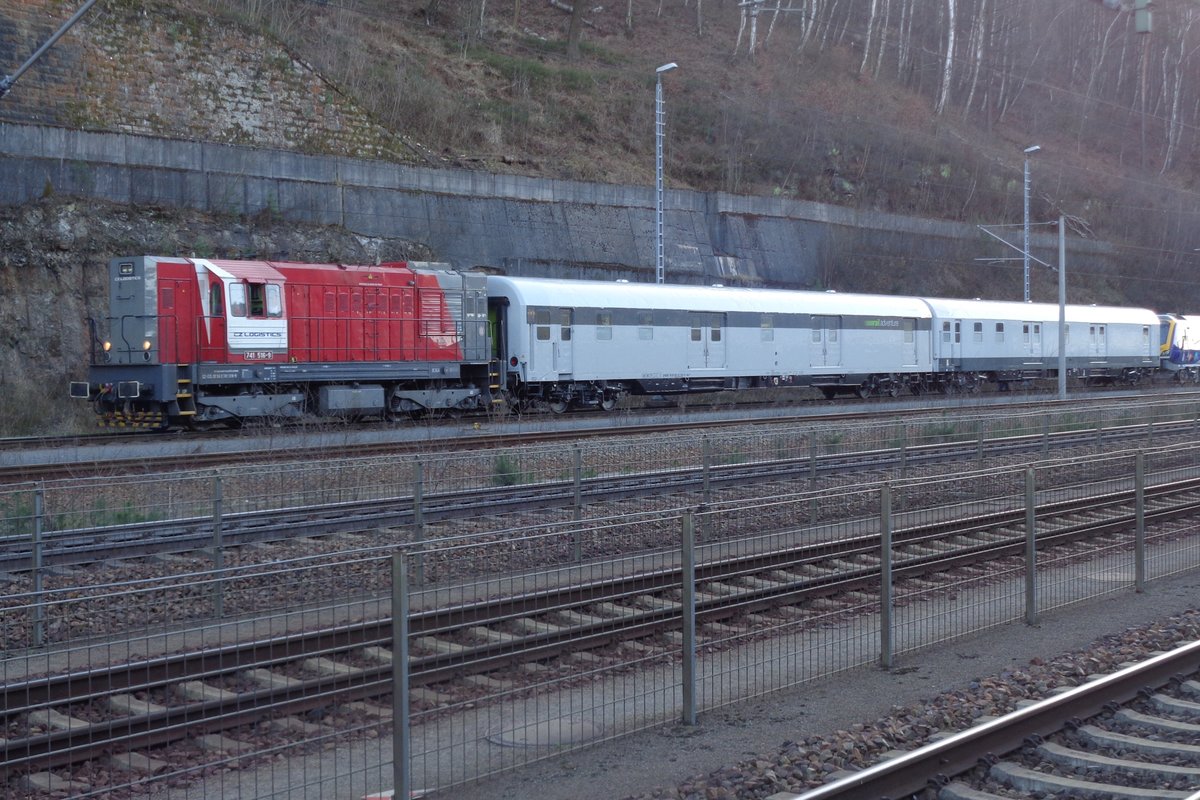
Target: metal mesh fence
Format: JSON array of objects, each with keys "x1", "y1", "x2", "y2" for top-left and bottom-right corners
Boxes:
[{"x1": 5, "y1": 402, "x2": 1200, "y2": 798}]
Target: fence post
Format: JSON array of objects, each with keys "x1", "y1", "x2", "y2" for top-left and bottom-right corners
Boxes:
[
  {"x1": 809, "y1": 436, "x2": 818, "y2": 525},
  {"x1": 1135, "y1": 452, "x2": 1145, "y2": 593},
  {"x1": 1024, "y1": 468, "x2": 1037, "y2": 625},
  {"x1": 1042, "y1": 416, "x2": 1050, "y2": 457},
  {"x1": 391, "y1": 551, "x2": 412, "y2": 800},
  {"x1": 681, "y1": 513, "x2": 697, "y2": 726},
  {"x1": 412, "y1": 461, "x2": 425, "y2": 588},
  {"x1": 572, "y1": 446, "x2": 583, "y2": 561},
  {"x1": 879, "y1": 484, "x2": 893, "y2": 670},
  {"x1": 702, "y1": 436, "x2": 712, "y2": 506},
  {"x1": 212, "y1": 474, "x2": 224, "y2": 619},
  {"x1": 32, "y1": 484, "x2": 45, "y2": 648},
  {"x1": 976, "y1": 425, "x2": 984, "y2": 464}
]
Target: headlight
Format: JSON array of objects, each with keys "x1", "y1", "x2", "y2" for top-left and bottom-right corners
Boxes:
[
  {"x1": 103, "y1": 341, "x2": 112, "y2": 352},
  {"x1": 143, "y1": 340, "x2": 152, "y2": 351}
]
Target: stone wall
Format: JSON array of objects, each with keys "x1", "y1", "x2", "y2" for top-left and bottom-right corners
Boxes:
[
  {"x1": 0, "y1": 120, "x2": 1116, "y2": 298},
  {"x1": 0, "y1": 0, "x2": 396, "y2": 158}
]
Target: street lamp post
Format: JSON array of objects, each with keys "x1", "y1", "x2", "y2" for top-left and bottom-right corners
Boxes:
[
  {"x1": 1022, "y1": 144, "x2": 1041, "y2": 302},
  {"x1": 655, "y1": 62, "x2": 678, "y2": 284}
]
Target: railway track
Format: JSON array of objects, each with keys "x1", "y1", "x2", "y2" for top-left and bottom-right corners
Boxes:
[
  {"x1": 2, "y1": 415, "x2": 1197, "y2": 575},
  {"x1": 5, "y1": 472, "x2": 1200, "y2": 793},
  {"x1": 788, "y1": 639, "x2": 1200, "y2": 800},
  {"x1": 4, "y1": 389, "x2": 1195, "y2": 484}
]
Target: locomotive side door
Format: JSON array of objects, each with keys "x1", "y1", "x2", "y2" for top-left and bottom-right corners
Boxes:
[{"x1": 156, "y1": 277, "x2": 194, "y2": 364}]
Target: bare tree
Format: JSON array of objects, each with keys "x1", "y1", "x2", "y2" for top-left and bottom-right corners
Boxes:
[{"x1": 934, "y1": 0, "x2": 956, "y2": 115}]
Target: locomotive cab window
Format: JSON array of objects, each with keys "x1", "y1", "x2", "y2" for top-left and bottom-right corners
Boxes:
[
  {"x1": 245, "y1": 283, "x2": 283, "y2": 318},
  {"x1": 229, "y1": 283, "x2": 247, "y2": 317},
  {"x1": 209, "y1": 283, "x2": 224, "y2": 316}
]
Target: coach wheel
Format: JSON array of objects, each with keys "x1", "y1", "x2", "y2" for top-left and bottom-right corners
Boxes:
[
  {"x1": 600, "y1": 395, "x2": 618, "y2": 412},
  {"x1": 549, "y1": 399, "x2": 569, "y2": 414},
  {"x1": 886, "y1": 383, "x2": 901, "y2": 398},
  {"x1": 854, "y1": 384, "x2": 872, "y2": 400}
]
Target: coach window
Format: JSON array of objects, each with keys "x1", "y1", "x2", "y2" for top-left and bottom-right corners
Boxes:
[
  {"x1": 229, "y1": 283, "x2": 247, "y2": 317},
  {"x1": 711, "y1": 317, "x2": 722, "y2": 342},
  {"x1": 903, "y1": 318, "x2": 914, "y2": 343},
  {"x1": 761, "y1": 315, "x2": 774, "y2": 342},
  {"x1": 973, "y1": 322, "x2": 983, "y2": 343},
  {"x1": 995, "y1": 323, "x2": 1004, "y2": 342},
  {"x1": 559, "y1": 309, "x2": 572, "y2": 341},
  {"x1": 639, "y1": 312, "x2": 654, "y2": 341},
  {"x1": 209, "y1": 283, "x2": 224, "y2": 316},
  {"x1": 941, "y1": 321, "x2": 951, "y2": 343},
  {"x1": 532, "y1": 308, "x2": 551, "y2": 341},
  {"x1": 1023, "y1": 324, "x2": 1030, "y2": 345},
  {"x1": 597, "y1": 311, "x2": 613, "y2": 341}
]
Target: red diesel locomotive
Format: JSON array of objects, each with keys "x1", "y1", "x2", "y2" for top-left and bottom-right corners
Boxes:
[{"x1": 71, "y1": 256, "x2": 495, "y2": 428}]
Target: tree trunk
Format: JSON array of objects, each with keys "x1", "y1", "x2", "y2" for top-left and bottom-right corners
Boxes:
[
  {"x1": 934, "y1": 0, "x2": 956, "y2": 115},
  {"x1": 566, "y1": 0, "x2": 584, "y2": 60}
]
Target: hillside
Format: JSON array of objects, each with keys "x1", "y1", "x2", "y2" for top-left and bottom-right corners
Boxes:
[
  {"x1": 2, "y1": 0, "x2": 1200, "y2": 435},
  {"x1": 2, "y1": 0, "x2": 1199, "y2": 304}
]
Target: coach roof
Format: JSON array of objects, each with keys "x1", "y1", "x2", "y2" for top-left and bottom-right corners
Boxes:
[{"x1": 486, "y1": 276, "x2": 933, "y2": 318}]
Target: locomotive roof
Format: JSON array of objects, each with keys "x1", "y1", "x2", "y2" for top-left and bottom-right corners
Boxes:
[
  {"x1": 199, "y1": 259, "x2": 289, "y2": 282},
  {"x1": 486, "y1": 276, "x2": 933, "y2": 317}
]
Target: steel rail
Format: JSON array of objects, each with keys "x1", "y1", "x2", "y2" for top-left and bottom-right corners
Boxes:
[
  {"x1": 3, "y1": 418, "x2": 1197, "y2": 574},
  {"x1": 790, "y1": 639, "x2": 1200, "y2": 800},
  {"x1": 4, "y1": 475, "x2": 1199, "y2": 779}
]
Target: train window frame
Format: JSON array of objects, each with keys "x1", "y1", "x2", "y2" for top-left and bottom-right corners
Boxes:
[
  {"x1": 596, "y1": 311, "x2": 613, "y2": 341},
  {"x1": 995, "y1": 323, "x2": 1004, "y2": 343},
  {"x1": 229, "y1": 283, "x2": 247, "y2": 317},
  {"x1": 973, "y1": 322, "x2": 983, "y2": 343},
  {"x1": 639, "y1": 311, "x2": 654, "y2": 341},
  {"x1": 266, "y1": 284, "x2": 283, "y2": 318}
]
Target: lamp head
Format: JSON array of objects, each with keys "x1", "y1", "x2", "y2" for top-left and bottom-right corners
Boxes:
[
  {"x1": 1023, "y1": 144, "x2": 1041, "y2": 155},
  {"x1": 656, "y1": 62, "x2": 678, "y2": 74}
]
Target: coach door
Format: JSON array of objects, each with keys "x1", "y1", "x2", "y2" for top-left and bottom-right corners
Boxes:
[
  {"x1": 555, "y1": 308, "x2": 573, "y2": 375},
  {"x1": 810, "y1": 315, "x2": 842, "y2": 368},
  {"x1": 688, "y1": 313, "x2": 726, "y2": 370},
  {"x1": 1023, "y1": 322, "x2": 1043, "y2": 360},
  {"x1": 1090, "y1": 324, "x2": 1107, "y2": 359},
  {"x1": 529, "y1": 307, "x2": 574, "y2": 379}
]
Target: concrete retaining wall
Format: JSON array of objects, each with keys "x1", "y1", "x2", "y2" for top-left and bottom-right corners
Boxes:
[{"x1": 0, "y1": 121, "x2": 1112, "y2": 290}]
